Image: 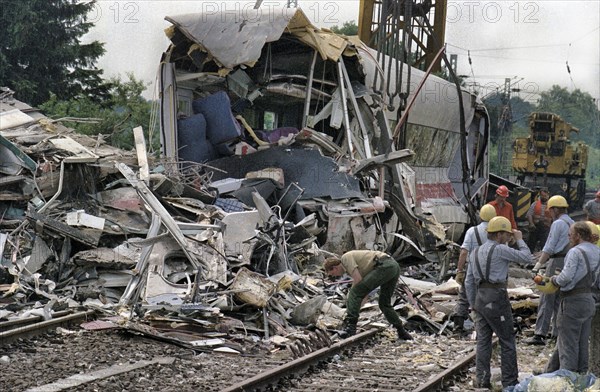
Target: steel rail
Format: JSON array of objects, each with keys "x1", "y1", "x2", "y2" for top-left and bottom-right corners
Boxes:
[
  {"x1": 221, "y1": 329, "x2": 379, "y2": 392},
  {"x1": 412, "y1": 337, "x2": 498, "y2": 392},
  {"x1": 0, "y1": 310, "x2": 74, "y2": 332},
  {"x1": 0, "y1": 310, "x2": 96, "y2": 346}
]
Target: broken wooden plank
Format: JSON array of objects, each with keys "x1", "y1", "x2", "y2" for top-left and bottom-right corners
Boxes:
[
  {"x1": 133, "y1": 126, "x2": 150, "y2": 183},
  {"x1": 24, "y1": 357, "x2": 175, "y2": 392},
  {"x1": 49, "y1": 137, "x2": 99, "y2": 162}
]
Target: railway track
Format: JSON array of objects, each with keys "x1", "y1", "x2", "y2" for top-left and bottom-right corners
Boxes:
[
  {"x1": 2, "y1": 321, "x2": 485, "y2": 392},
  {"x1": 222, "y1": 329, "x2": 481, "y2": 392},
  {"x1": 0, "y1": 309, "x2": 96, "y2": 346}
]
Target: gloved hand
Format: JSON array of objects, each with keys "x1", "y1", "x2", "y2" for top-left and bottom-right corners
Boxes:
[
  {"x1": 532, "y1": 260, "x2": 547, "y2": 273},
  {"x1": 535, "y1": 276, "x2": 559, "y2": 294},
  {"x1": 455, "y1": 271, "x2": 465, "y2": 286}
]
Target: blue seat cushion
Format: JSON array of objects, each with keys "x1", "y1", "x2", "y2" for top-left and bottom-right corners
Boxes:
[
  {"x1": 192, "y1": 91, "x2": 241, "y2": 146},
  {"x1": 177, "y1": 113, "x2": 218, "y2": 163}
]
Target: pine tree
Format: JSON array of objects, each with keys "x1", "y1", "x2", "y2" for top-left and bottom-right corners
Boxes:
[{"x1": 0, "y1": 0, "x2": 108, "y2": 106}]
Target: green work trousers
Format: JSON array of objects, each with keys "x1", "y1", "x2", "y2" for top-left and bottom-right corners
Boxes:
[{"x1": 345, "y1": 257, "x2": 402, "y2": 327}]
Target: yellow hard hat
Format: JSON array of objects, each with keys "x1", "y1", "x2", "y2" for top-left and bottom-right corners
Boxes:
[
  {"x1": 479, "y1": 204, "x2": 497, "y2": 222},
  {"x1": 586, "y1": 221, "x2": 600, "y2": 238},
  {"x1": 547, "y1": 195, "x2": 568, "y2": 209},
  {"x1": 487, "y1": 216, "x2": 512, "y2": 233}
]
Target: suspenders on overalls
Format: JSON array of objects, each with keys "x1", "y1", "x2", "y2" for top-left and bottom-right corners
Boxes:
[{"x1": 474, "y1": 244, "x2": 499, "y2": 285}]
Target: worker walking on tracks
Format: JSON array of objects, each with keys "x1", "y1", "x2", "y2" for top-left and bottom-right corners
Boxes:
[
  {"x1": 544, "y1": 222, "x2": 600, "y2": 373},
  {"x1": 451, "y1": 204, "x2": 496, "y2": 332},
  {"x1": 324, "y1": 250, "x2": 413, "y2": 341},
  {"x1": 489, "y1": 185, "x2": 517, "y2": 230},
  {"x1": 526, "y1": 195, "x2": 574, "y2": 346},
  {"x1": 526, "y1": 189, "x2": 552, "y2": 252},
  {"x1": 584, "y1": 190, "x2": 600, "y2": 224},
  {"x1": 464, "y1": 216, "x2": 533, "y2": 389}
]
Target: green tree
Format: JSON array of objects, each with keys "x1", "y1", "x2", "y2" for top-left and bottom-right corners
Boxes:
[
  {"x1": 483, "y1": 93, "x2": 535, "y2": 144},
  {"x1": 330, "y1": 20, "x2": 359, "y2": 36},
  {"x1": 40, "y1": 74, "x2": 156, "y2": 151},
  {"x1": 587, "y1": 146, "x2": 600, "y2": 190},
  {"x1": 0, "y1": 0, "x2": 108, "y2": 106},
  {"x1": 537, "y1": 85, "x2": 600, "y2": 148}
]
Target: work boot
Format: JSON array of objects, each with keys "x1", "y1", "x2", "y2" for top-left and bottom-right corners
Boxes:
[
  {"x1": 452, "y1": 315, "x2": 465, "y2": 331},
  {"x1": 473, "y1": 379, "x2": 491, "y2": 389},
  {"x1": 395, "y1": 324, "x2": 413, "y2": 341},
  {"x1": 524, "y1": 334, "x2": 545, "y2": 346},
  {"x1": 338, "y1": 320, "x2": 356, "y2": 338}
]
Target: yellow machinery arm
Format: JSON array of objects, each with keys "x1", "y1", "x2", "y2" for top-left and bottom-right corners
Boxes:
[{"x1": 357, "y1": 0, "x2": 447, "y2": 72}]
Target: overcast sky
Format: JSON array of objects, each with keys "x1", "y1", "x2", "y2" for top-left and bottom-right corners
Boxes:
[{"x1": 86, "y1": 1, "x2": 600, "y2": 105}]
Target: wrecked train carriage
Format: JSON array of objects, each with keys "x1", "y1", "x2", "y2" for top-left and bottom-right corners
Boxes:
[{"x1": 158, "y1": 9, "x2": 489, "y2": 270}]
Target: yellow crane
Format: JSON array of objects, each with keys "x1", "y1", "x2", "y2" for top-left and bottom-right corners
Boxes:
[
  {"x1": 513, "y1": 112, "x2": 589, "y2": 210},
  {"x1": 357, "y1": 0, "x2": 448, "y2": 73}
]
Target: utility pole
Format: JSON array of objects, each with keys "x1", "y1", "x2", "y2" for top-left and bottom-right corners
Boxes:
[{"x1": 496, "y1": 77, "x2": 513, "y2": 178}]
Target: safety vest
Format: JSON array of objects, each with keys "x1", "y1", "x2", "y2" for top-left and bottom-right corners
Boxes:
[{"x1": 533, "y1": 199, "x2": 551, "y2": 224}]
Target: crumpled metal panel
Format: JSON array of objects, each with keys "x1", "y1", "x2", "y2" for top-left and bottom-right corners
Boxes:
[{"x1": 165, "y1": 9, "x2": 296, "y2": 69}]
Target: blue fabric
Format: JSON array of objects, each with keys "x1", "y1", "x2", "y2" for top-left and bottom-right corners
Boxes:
[
  {"x1": 192, "y1": 91, "x2": 241, "y2": 146},
  {"x1": 177, "y1": 113, "x2": 218, "y2": 163},
  {"x1": 215, "y1": 198, "x2": 246, "y2": 213}
]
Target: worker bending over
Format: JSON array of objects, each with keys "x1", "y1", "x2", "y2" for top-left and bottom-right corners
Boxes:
[{"x1": 324, "y1": 250, "x2": 412, "y2": 341}]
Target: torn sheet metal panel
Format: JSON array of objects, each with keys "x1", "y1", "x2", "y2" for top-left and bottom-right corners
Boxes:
[
  {"x1": 23, "y1": 236, "x2": 52, "y2": 275},
  {"x1": 220, "y1": 210, "x2": 261, "y2": 261},
  {"x1": 143, "y1": 237, "x2": 196, "y2": 302},
  {"x1": 96, "y1": 187, "x2": 144, "y2": 215},
  {"x1": 322, "y1": 214, "x2": 378, "y2": 253},
  {"x1": 165, "y1": 9, "x2": 295, "y2": 70},
  {"x1": 0, "y1": 233, "x2": 7, "y2": 261},
  {"x1": 141, "y1": 232, "x2": 227, "y2": 302},
  {"x1": 97, "y1": 271, "x2": 136, "y2": 288},
  {"x1": 0, "y1": 134, "x2": 37, "y2": 174},
  {"x1": 0, "y1": 108, "x2": 34, "y2": 130},
  {"x1": 192, "y1": 230, "x2": 227, "y2": 285},
  {"x1": 319, "y1": 199, "x2": 385, "y2": 253},
  {"x1": 118, "y1": 163, "x2": 206, "y2": 272},
  {"x1": 72, "y1": 245, "x2": 139, "y2": 269}
]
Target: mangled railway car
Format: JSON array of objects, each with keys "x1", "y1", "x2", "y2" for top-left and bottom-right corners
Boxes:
[{"x1": 158, "y1": 8, "x2": 489, "y2": 275}]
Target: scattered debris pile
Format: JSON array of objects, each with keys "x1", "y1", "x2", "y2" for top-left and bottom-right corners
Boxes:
[
  {"x1": 0, "y1": 79, "x2": 546, "y2": 357},
  {"x1": 0, "y1": 89, "x2": 444, "y2": 353}
]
